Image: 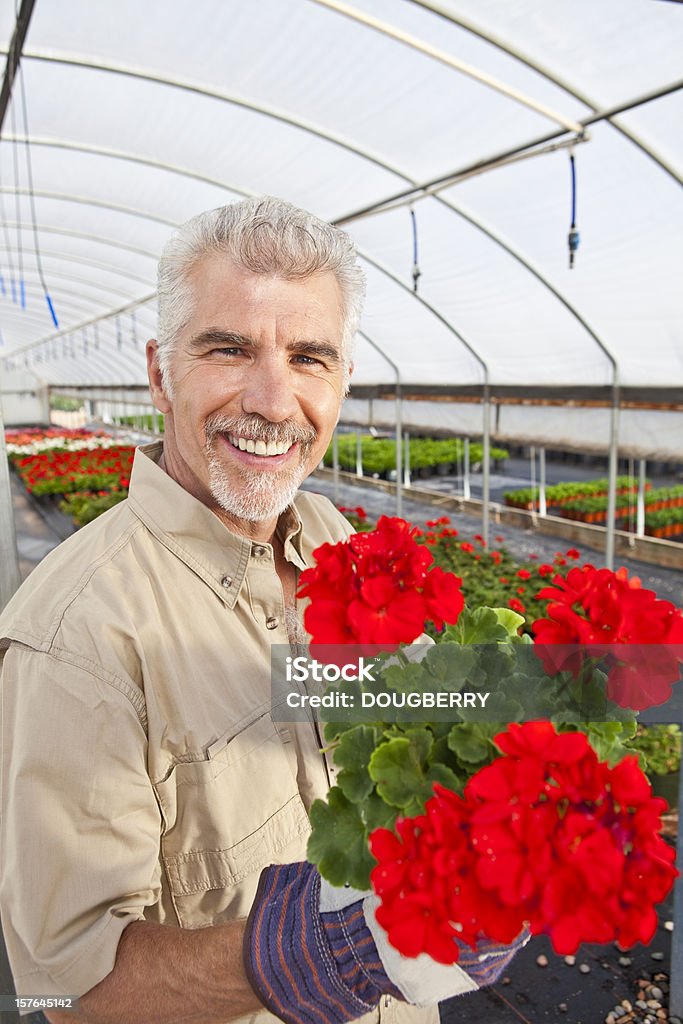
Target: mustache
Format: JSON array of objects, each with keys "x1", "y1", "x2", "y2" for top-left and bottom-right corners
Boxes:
[{"x1": 205, "y1": 413, "x2": 317, "y2": 448}]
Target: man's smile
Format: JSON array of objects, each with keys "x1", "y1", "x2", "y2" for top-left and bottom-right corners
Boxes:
[{"x1": 227, "y1": 434, "x2": 295, "y2": 457}]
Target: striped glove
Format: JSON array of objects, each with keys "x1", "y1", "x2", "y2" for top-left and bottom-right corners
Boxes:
[{"x1": 243, "y1": 861, "x2": 527, "y2": 1024}]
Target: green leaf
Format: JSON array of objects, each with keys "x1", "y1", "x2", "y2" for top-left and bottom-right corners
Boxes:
[
  {"x1": 426, "y1": 762, "x2": 461, "y2": 794},
  {"x1": 368, "y1": 729, "x2": 433, "y2": 808},
  {"x1": 447, "y1": 723, "x2": 496, "y2": 764},
  {"x1": 381, "y1": 661, "x2": 428, "y2": 693},
  {"x1": 363, "y1": 791, "x2": 400, "y2": 834},
  {"x1": 585, "y1": 721, "x2": 639, "y2": 766},
  {"x1": 444, "y1": 607, "x2": 509, "y2": 645},
  {"x1": 423, "y1": 642, "x2": 478, "y2": 688},
  {"x1": 307, "y1": 788, "x2": 375, "y2": 889},
  {"x1": 335, "y1": 725, "x2": 380, "y2": 803},
  {"x1": 491, "y1": 607, "x2": 526, "y2": 637}
]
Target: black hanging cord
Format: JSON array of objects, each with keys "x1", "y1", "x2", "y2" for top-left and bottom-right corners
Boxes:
[
  {"x1": 9, "y1": 79, "x2": 24, "y2": 306},
  {"x1": 0, "y1": 167, "x2": 16, "y2": 300},
  {"x1": 568, "y1": 150, "x2": 580, "y2": 269},
  {"x1": 410, "y1": 206, "x2": 421, "y2": 293},
  {"x1": 18, "y1": 62, "x2": 58, "y2": 325}
]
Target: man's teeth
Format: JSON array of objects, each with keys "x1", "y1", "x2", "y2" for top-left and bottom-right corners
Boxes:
[{"x1": 228, "y1": 435, "x2": 293, "y2": 456}]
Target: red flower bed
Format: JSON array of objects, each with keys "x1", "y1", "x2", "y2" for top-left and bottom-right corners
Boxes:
[
  {"x1": 13, "y1": 445, "x2": 135, "y2": 496},
  {"x1": 5, "y1": 427, "x2": 109, "y2": 447},
  {"x1": 533, "y1": 565, "x2": 683, "y2": 710}
]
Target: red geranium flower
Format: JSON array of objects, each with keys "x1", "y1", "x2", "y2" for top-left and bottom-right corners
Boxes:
[
  {"x1": 370, "y1": 723, "x2": 677, "y2": 963},
  {"x1": 298, "y1": 516, "x2": 464, "y2": 654}
]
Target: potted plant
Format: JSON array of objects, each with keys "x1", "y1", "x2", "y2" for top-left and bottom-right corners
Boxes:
[{"x1": 629, "y1": 724, "x2": 682, "y2": 808}]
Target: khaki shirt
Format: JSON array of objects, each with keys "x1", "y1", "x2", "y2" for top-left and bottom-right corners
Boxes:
[{"x1": 0, "y1": 443, "x2": 438, "y2": 1024}]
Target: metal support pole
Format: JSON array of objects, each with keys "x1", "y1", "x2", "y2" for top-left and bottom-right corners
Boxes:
[
  {"x1": 605, "y1": 394, "x2": 620, "y2": 570},
  {"x1": 463, "y1": 439, "x2": 471, "y2": 500},
  {"x1": 332, "y1": 430, "x2": 340, "y2": 507},
  {"x1": 0, "y1": 394, "x2": 22, "y2": 609},
  {"x1": 482, "y1": 389, "x2": 491, "y2": 548},
  {"x1": 356, "y1": 331, "x2": 401, "y2": 513},
  {"x1": 356, "y1": 431, "x2": 363, "y2": 478},
  {"x1": 395, "y1": 387, "x2": 403, "y2": 518},
  {"x1": 529, "y1": 444, "x2": 537, "y2": 512},
  {"x1": 636, "y1": 458, "x2": 646, "y2": 538},
  {"x1": 670, "y1": 765, "x2": 683, "y2": 1018},
  {"x1": 404, "y1": 432, "x2": 411, "y2": 488},
  {"x1": 539, "y1": 446, "x2": 547, "y2": 516}
]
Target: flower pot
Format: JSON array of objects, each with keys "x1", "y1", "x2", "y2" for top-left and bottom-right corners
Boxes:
[{"x1": 650, "y1": 770, "x2": 680, "y2": 809}]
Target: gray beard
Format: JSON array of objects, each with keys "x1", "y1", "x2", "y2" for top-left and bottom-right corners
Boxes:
[{"x1": 204, "y1": 413, "x2": 317, "y2": 523}]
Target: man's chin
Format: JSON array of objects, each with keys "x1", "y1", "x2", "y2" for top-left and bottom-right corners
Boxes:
[{"x1": 208, "y1": 468, "x2": 305, "y2": 524}]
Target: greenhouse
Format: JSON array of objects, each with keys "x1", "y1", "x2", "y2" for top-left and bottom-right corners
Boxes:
[{"x1": 0, "y1": 1, "x2": 682, "y2": 1022}]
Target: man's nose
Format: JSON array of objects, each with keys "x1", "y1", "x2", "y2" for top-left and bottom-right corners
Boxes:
[{"x1": 240, "y1": 356, "x2": 300, "y2": 423}]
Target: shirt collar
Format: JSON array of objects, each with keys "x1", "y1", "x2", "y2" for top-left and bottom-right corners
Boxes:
[{"x1": 127, "y1": 442, "x2": 307, "y2": 607}]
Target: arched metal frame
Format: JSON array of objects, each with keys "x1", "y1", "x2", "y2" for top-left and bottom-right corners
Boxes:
[
  {"x1": 0, "y1": 184, "x2": 178, "y2": 228},
  {"x1": 357, "y1": 328, "x2": 403, "y2": 517},
  {"x1": 308, "y1": 0, "x2": 585, "y2": 131},
  {"x1": 409, "y1": 0, "x2": 682, "y2": 186}
]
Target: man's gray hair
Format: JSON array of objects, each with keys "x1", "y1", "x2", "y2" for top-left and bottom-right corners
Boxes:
[{"x1": 156, "y1": 196, "x2": 365, "y2": 390}]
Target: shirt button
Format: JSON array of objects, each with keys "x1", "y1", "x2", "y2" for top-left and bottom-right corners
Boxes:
[
  {"x1": 221, "y1": 576, "x2": 233, "y2": 588},
  {"x1": 253, "y1": 545, "x2": 268, "y2": 557},
  {"x1": 266, "y1": 616, "x2": 279, "y2": 630}
]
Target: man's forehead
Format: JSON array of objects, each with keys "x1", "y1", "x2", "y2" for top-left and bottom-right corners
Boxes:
[
  {"x1": 187, "y1": 254, "x2": 340, "y2": 299},
  {"x1": 182, "y1": 256, "x2": 345, "y2": 340}
]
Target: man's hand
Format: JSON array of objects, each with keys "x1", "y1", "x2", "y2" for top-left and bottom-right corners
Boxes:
[
  {"x1": 44, "y1": 918, "x2": 261, "y2": 1024},
  {"x1": 243, "y1": 862, "x2": 528, "y2": 1024}
]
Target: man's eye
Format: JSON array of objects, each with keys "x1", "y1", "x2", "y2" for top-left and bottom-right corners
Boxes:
[
  {"x1": 211, "y1": 347, "x2": 242, "y2": 357},
  {"x1": 294, "y1": 354, "x2": 322, "y2": 366}
]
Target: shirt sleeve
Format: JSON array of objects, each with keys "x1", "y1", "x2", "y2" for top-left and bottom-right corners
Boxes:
[{"x1": 0, "y1": 643, "x2": 162, "y2": 997}]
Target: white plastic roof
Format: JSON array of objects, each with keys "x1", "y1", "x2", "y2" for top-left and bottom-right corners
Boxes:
[{"x1": 0, "y1": 0, "x2": 682, "y2": 412}]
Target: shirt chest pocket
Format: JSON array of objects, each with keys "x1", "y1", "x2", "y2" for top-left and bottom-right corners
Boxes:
[{"x1": 154, "y1": 714, "x2": 311, "y2": 928}]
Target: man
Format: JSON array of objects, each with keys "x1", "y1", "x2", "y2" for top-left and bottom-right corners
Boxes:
[{"x1": 0, "y1": 198, "x2": 522, "y2": 1024}]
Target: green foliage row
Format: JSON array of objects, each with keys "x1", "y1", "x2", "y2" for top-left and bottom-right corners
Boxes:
[
  {"x1": 114, "y1": 413, "x2": 165, "y2": 432},
  {"x1": 49, "y1": 396, "x2": 84, "y2": 412},
  {"x1": 644, "y1": 507, "x2": 683, "y2": 529},
  {"x1": 325, "y1": 435, "x2": 509, "y2": 476},
  {"x1": 29, "y1": 473, "x2": 122, "y2": 497},
  {"x1": 504, "y1": 475, "x2": 649, "y2": 507},
  {"x1": 59, "y1": 490, "x2": 128, "y2": 526},
  {"x1": 629, "y1": 724, "x2": 682, "y2": 776}
]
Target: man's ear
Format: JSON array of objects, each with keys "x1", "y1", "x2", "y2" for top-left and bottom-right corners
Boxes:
[
  {"x1": 146, "y1": 339, "x2": 172, "y2": 414},
  {"x1": 341, "y1": 359, "x2": 354, "y2": 400}
]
